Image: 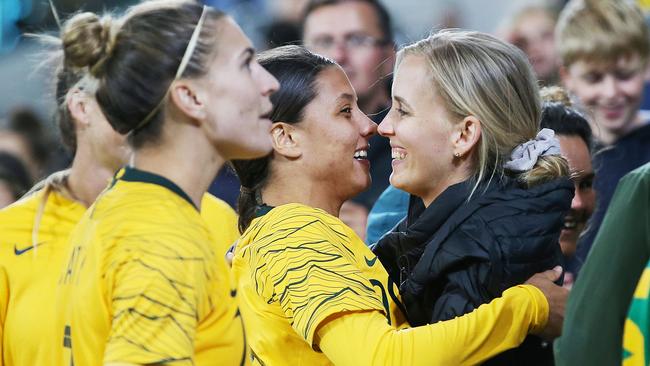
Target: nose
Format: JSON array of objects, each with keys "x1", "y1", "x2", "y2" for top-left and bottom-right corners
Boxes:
[
  {"x1": 601, "y1": 74, "x2": 620, "y2": 100},
  {"x1": 359, "y1": 113, "x2": 377, "y2": 138},
  {"x1": 329, "y1": 43, "x2": 349, "y2": 66},
  {"x1": 259, "y1": 66, "x2": 280, "y2": 96},
  {"x1": 571, "y1": 187, "x2": 584, "y2": 211},
  {"x1": 377, "y1": 113, "x2": 394, "y2": 137}
]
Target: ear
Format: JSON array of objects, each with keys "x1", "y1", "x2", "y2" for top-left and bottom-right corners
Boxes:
[
  {"x1": 270, "y1": 123, "x2": 301, "y2": 159},
  {"x1": 67, "y1": 89, "x2": 91, "y2": 130},
  {"x1": 169, "y1": 80, "x2": 205, "y2": 125},
  {"x1": 452, "y1": 115, "x2": 481, "y2": 158}
]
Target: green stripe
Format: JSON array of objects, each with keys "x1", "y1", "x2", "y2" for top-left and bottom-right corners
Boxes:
[{"x1": 119, "y1": 166, "x2": 197, "y2": 210}]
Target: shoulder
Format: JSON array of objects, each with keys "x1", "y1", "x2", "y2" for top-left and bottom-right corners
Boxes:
[{"x1": 200, "y1": 193, "x2": 237, "y2": 225}]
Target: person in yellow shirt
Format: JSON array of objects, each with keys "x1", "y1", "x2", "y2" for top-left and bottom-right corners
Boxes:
[
  {"x1": 53, "y1": 1, "x2": 279, "y2": 364},
  {"x1": 230, "y1": 45, "x2": 567, "y2": 365},
  {"x1": 0, "y1": 6, "x2": 242, "y2": 366}
]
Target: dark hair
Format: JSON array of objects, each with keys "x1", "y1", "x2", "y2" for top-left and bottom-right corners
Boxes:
[
  {"x1": 539, "y1": 86, "x2": 593, "y2": 149},
  {"x1": 0, "y1": 108, "x2": 50, "y2": 168},
  {"x1": 540, "y1": 102, "x2": 593, "y2": 149},
  {"x1": 60, "y1": 1, "x2": 225, "y2": 149},
  {"x1": 231, "y1": 45, "x2": 336, "y2": 233},
  {"x1": 301, "y1": 0, "x2": 394, "y2": 43},
  {"x1": 0, "y1": 152, "x2": 33, "y2": 201}
]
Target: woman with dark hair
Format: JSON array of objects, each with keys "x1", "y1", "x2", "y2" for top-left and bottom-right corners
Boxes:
[
  {"x1": 49, "y1": 1, "x2": 278, "y2": 365},
  {"x1": 230, "y1": 44, "x2": 566, "y2": 366}
]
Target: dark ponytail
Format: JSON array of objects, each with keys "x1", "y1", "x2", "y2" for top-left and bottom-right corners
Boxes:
[{"x1": 231, "y1": 45, "x2": 335, "y2": 233}]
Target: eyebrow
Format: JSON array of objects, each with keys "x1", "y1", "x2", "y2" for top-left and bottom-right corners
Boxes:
[
  {"x1": 240, "y1": 47, "x2": 255, "y2": 60},
  {"x1": 336, "y1": 93, "x2": 355, "y2": 104},
  {"x1": 394, "y1": 96, "x2": 412, "y2": 110}
]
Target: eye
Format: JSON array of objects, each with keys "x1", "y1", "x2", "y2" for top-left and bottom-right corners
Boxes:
[
  {"x1": 578, "y1": 175, "x2": 594, "y2": 190},
  {"x1": 243, "y1": 56, "x2": 254, "y2": 70},
  {"x1": 583, "y1": 72, "x2": 602, "y2": 84},
  {"x1": 340, "y1": 106, "x2": 352, "y2": 114},
  {"x1": 396, "y1": 107, "x2": 408, "y2": 116},
  {"x1": 614, "y1": 70, "x2": 637, "y2": 81}
]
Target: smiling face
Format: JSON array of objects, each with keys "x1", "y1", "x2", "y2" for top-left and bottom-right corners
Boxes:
[
  {"x1": 199, "y1": 18, "x2": 279, "y2": 160},
  {"x1": 296, "y1": 65, "x2": 375, "y2": 201},
  {"x1": 563, "y1": 54, "x2": 646, "y2": 142},
  {"x1": 557, "y1": 135, "x2": 595, "y2": 257},
  {"x1": 378, "y1": 54, "x2": 460, "y2": 205}
]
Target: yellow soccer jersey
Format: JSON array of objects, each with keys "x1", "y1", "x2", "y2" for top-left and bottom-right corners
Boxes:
[
  {"x1": 56, "y1": 167, "x2": 248, "y2": 366},
  {"x1": 232, "y1": 203, "x2": 408, "y2": 365},
  {"x1": 0, "y1": 188, "x2": 85, "y2": 366},
  {"x1": 200, "y1": 194, "x2": 239, "y2": 258}
]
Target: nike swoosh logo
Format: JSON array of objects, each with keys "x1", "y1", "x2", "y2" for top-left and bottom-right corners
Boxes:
[
  {"x1": 365, "y1": 255, "x2": 378, "y2": 267},
  {"x1": 14, "y1": 242, "x2": 46, "y2": 256}
]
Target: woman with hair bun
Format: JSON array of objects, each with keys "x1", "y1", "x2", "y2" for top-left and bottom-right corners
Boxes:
[
  {"x1": 0, "y1": 12, "x2": 132, "y2": 366},
  {"x1": 374, "y1": 29, "x2": 573, "y2": 364},
  {"x1": 51, "y1": 1, "x2": 278, "y2": 365}
]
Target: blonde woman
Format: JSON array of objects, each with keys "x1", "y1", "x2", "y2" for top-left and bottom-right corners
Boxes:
[
  {"x1": 0, "y1": 5, "x2": 243, "y2": 366},
  {"x1": 374, "y1": 29, "x2": 572, "y2": 365}
]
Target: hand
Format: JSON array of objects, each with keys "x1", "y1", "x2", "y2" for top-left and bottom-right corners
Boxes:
[{"x1": 525, "y1": 266, "x2": 569, "y2": 341}]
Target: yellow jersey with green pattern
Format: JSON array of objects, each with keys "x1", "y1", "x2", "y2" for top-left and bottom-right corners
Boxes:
[
  {"x1": 200, "y1": 193, "x2": 240, "y2": 259},
  {"x1": 232, "y1": 203, "x2": 408, "y2": 365},
  {"x1": 56, "y1": 167, "x2": 248, "y2": 366},
  {"x1": 624, "y1": 260, "x2": 650, "y2": 366},
  {"x1": 0, "y1": 187, "x2": 85, "y2": 366}
]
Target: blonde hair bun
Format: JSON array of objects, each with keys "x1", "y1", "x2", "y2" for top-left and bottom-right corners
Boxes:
[{"x1": 62, "y1": 12, "x2": 115, "y2": 71}]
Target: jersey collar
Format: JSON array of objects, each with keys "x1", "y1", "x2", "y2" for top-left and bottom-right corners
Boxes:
[{"x1": 116, "y1": 166, "x2": 197, "y2": 210}]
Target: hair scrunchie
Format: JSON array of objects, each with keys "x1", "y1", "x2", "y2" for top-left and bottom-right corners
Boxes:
[{"x1": 504, "y1": 128, "x2": 561, "y2": 172}]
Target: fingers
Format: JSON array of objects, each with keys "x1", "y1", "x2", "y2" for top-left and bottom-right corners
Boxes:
[{"x1": 541, "y1": 266, "x2": 563, "y2": 281}]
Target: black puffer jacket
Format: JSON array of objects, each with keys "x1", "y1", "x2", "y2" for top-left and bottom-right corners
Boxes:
[{"x1": 373, "y1": 176, "x2": 573, "y2": 365}]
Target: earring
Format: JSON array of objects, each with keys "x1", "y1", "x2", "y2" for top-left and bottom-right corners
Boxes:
[{"x1": 454, "y1": 152, "x2": 462, "y2": 158}]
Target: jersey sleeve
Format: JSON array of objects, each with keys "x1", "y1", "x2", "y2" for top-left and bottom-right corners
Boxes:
[
  {"x1": 102, "y1": 234, "x2": 214, "y2": 365},
  {"x1": 317, "y1": 285, "x2": 548, "y2": 366},
  {"x1": 245, "y1": 207, "x2": 385, "y2": 345}
]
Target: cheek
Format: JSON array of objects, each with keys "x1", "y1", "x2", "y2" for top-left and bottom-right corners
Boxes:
[{"x1": 621, "y1": 78, "x2": 646, "y2": 100}]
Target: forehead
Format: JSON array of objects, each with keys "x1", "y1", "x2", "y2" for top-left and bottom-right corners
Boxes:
[
  {"x1": 568, "y1": 53, "x2": 644, "y2": 73},
  {"x1": 212, "y1": 17, "x2": 251, "y2": 60},
  {"x1": 393, "y1": 55, "x2": 435, "y2": 100},
  {"x1": 303, "y1": 2, "x2": 383, "y2": 38},
  {"x1": 558, "y1": 135, "x2": 592, "y2": 172},
  {"x1": 312, "y1": 66, "x2": 355, "y2": 102}
]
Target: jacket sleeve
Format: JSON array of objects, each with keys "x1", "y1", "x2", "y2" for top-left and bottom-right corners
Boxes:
[{"x1": 317, "y1": 285, "x2": 548, "y2": 366}]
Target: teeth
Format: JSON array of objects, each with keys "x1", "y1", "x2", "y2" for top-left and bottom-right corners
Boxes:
[
  {"x1": 354, "y1": 150, "x2": 368, "y2": 159},
  {"x1": 563, "y1": 221, "x2": 577, "y2": 229},
  {"x1": 391, "y1": 149, "x2": 406, "y2": 160}
]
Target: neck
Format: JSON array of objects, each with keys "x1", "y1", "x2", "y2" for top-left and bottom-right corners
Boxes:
[
  {"x1": 133, "y1": 124, "x2": 223, "y2": 210},
  {"x1": 261, "y1": 175, "x2": 345, "y2": 217},
  {"x1": 67, "y1": 151, "x2": 119, "y2": 208}
]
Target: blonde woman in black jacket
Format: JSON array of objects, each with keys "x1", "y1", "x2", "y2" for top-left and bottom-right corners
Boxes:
[{"x1": 373, "y1": 29, "x2": 573, "y2": 365}]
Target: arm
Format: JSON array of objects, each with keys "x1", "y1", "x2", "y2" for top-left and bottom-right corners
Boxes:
[
  {"x1": 555, "y1": 165, "x2": 650, "y2": 365},
  {"x1": 317, "y1": 285, "x2": 548, "y2": 366}
]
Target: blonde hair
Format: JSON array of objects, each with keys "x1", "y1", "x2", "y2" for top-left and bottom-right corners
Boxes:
[
  {"x1": 540, "y1": 85, "x2": 572, "y2": 106},
  {"x1": 556, "y1": 0, "x2": 650, "y2": 66},
  {"x1": 398, "y1": 29, "x2": 569, "y2": 194}
]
